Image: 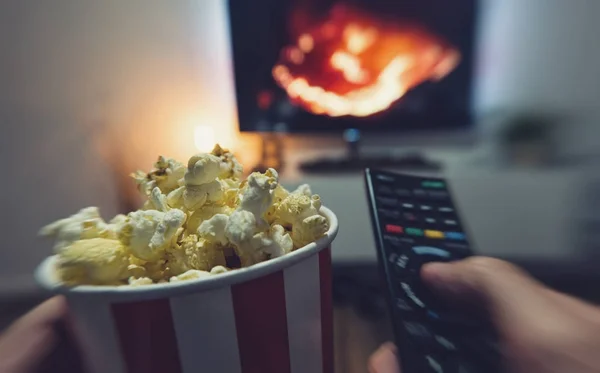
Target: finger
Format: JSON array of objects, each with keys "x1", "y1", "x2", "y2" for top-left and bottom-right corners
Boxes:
[
  {"x1": 368, "y1": 342, "x2": 401, "y2": 373},
  {"x1": 421, "y1": 257, "x2": 562, "y2": 332},
  {"x1": 0, "y1": 297, "x2": 68, "y2": 373},
  {"x1": 9, "y1": 296, "x2": 68, "y2": 330}
]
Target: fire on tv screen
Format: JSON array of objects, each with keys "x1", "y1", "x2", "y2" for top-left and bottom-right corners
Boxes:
[{"x1": 228, "y1": 0, "x2": 479, "y2": 133}]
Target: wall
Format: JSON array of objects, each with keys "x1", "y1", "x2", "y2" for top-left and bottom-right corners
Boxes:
[
  {"x1": 474, "y1": 0, "x2": 600, "y2": 158},
  {"x1": 0, "y1": 0, "x2": 239, "y2": 295}
]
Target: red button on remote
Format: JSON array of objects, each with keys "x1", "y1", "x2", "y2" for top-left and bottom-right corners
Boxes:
[{"x1": 386, "y1": 224, "x2": 403, "y2": 234}]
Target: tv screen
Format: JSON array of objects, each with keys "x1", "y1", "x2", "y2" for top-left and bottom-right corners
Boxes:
[{"x1": 228, "y1": 0, "x2": 479, "y2": 134}]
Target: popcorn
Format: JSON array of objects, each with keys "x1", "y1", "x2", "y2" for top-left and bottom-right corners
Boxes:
[
  {"x1": 39, "y1": 207, "x2": 124, "y2": 252},
  {"x1": 238, "y1": 168, "x2": 279, "y2": 230},
  {"x1": 211, "y1": 144, "x2": 243, "y2": 180},
  {"x1": 185, "y1": 154, "x2": 221, "y2": 186},
  {"x1": 210, "y1": 265, "x2": 229, "y2": 274},
  {"x1": 251, "y1": 225, "x2": 294, "y2": 259},
  {"x1": 166, "y1": 234, "x2": 226, "y2": 274},
  {"x1": 119, "y1": 208, "x2": 186, "y2": 261},
  {"x1": 170, "y1": 269, "x2": 211, "y2": 282},
  {"x1": 132, "y1": 156, "x2": 186, "y2": 197},
  {"x1": 166, "y1": 153, "x2": 225, "y2": 211},
  {"x1": 187, "y1": 205, "x2": 233, "y2": 234},
  {"x1": 292, "y1": 214, "x2": 329, "y2": 248},
  {"x1": 198, "y1": 214, "x2": 229, "y2": 246},
  {"x1": 57, "y1": 238, "x2": 130, "y2": 285},
  {"x1": 129, "y1": 277, "x2": 153, "y2": 286},
  {"x1": 276, "y1": 193, "x2": 322, "y2": 227},
  {"x1": 40, "y1": 145, "x2": 328, "y2": 286}
]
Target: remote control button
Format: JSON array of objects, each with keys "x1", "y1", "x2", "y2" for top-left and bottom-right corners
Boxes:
[
  {"x1": 424, "y1": 354, "x2": 453, "y2": 373},
  {"x1": 405, "y1": 227, "x2": 424, "y2": 236},
  {"x1": 378, "y1": 208, "x2": 400, "y2": 219},
  {"x1": 392, "y1": 253, "x2": 410, "y2": 271},
  {"x1": 439, "y1": 207, "x2": 454, "y2": 213},
  {"x1": 400, "y1": 281, "x2": 427, "y2": 309},
  {"x1": 385, "y1": 224, "x2": 404, "y2": 234},
  {"x1": 445, "y1": 232, "x2": 466, "y2": 240},
  {"x1": 422, "y1": 180, "x2": 446, "y2": 189},
  {"x1": 413, "y1": 189, "x2": 427, "y2": 198},
  {"x1": 424, "y1": 230, "x2": 445, "y2": 239},
  {"x1": 377, "y1": 185, "x2": 395, "y2": 195},
  {"x1": 383, "y1": 234, "x2": 402, "y2": 246},
  {"x1": 425, "y1": 217, "x2": 437, "y2": 224},
  {"x1": 411, "y1": 246, "x2": 452, "y2": 259},
  {"x1": 403, "y1": 212, "x2": 418, "y2": 222},
  {"x1": 434, "y1": 334, "x2": 458, "y2": 352},
  {"x1": 395, "y1": 188, "x2": 411, "y2": 197},
  {"x1": 387, "y1": 251, "x2": 398, "y2": 264},
  {"x1": 376, "y1": 174, "x2": 396, "y2": 183},
  {"x1": 377, "y1": 196, "x2": 398, "y2": 207},
  {"x1": 403, "y1": 321, "x2": 433, "y2": 341},
  {"x1": 401, "y1": 203, "x2": 415, "y2": 209},
  {"x1": 399, "y1": 237, "x2": 416, "y2": 245},
  {"x1": 429, "y1": 190, "x2": 449, "y2": 199},
  {"x1": 444, "y1": 219, "x2": 458, "y2": 226},
  {"x1": 395, "y1": 297, "x2": 413, "y2": 312},
  {"x1": 420, "y1": 205, "x2": 433, "y2": 211}
]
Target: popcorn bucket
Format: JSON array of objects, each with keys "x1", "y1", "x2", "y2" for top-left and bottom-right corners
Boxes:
[{"x1": 35, "y1": 207, "x2": 338, "y2": 373}]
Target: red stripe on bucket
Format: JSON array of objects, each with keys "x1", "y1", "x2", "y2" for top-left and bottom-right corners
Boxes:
[
  {"x1": 320, "y1": 247, "x2": 334, "y2": 373},
  {"x1": 232, "y1": 270, "x2": 291, "y2": 373},
  {"x1": 111, "y1": 299, "x2": 182, "y2": 373}
]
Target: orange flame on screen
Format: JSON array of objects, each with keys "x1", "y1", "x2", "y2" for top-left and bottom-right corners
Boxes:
[{"x1": 272, "y1": 5, "x2": 461, "y2": 117}]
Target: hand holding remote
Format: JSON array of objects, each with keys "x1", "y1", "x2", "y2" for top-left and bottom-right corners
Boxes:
[{"x1": 369, "y1": 257, "x2": 600, "y2": 373}]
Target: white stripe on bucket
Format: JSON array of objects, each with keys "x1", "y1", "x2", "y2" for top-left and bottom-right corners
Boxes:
[
  {"x1": 67, "y1": 297, "x2": 126, "y2": 373},
  {"x1": 284, "y1": 253, "x2": 323, "y2": 373},
  {"x1": 170, "y1": 287, "x2": 242, "y2": 373}
]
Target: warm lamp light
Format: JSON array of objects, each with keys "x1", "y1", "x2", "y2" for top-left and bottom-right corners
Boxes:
[{"x1": 194, "y1": 125, "x2": 216, "y2": 152}]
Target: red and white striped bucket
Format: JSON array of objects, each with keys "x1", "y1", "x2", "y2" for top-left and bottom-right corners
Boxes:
[{"x1": 35, "y1": 207, "x2": 338, "y2": 373}]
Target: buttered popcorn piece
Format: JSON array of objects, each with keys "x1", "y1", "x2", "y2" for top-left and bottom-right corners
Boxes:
[
  {"x1": 272, "y1": 190, "x2": 327, "y2": 248},
  {"x1": 250, "y1": 225, "x2": 294, "y2": 259},
  {"x1": 170, "y1": 269, "x2": 211, "y2": 282},
  {"x1": 128, "y1": 277, "x2": 153, "y2": 286},
  {"x1": 40, "y1": 144, "x2": 330, "y2": 286},
  {"x1": 238, "y1": 168, "x2": 279, "y2": 230},
  {"x1": 187, "y1": 204, "x2": 233, "y2": 234},
  {"x1": 183, "y1": 180, "x2": 223, "y2": 211},
  {"x1": 132, "y1": 156, "x2": 186, "y2": 196},
  {"x1": 119, "y1": 208, "x2": 186, "y2": 261},
  {"x1": 198, "y1": 214, "x2": 229, "y2": 246},
  {"x1": 185, "y1": 154, "x2": 221, "y2": 186},
  {"x1": 210, "y1": 265, "x2": 229, "y2": 274},
  {"x1": 57, "y1": 238, "x2": 130, "y2": 285},
  {"x1": 276, "y1": 193, "x2": 322, "y2": 228},
  {"x1": 292, "y1": 215, "x2": 329, "y2": 248},
  {"x1": 39, "y1": 207, "x2": 124, "y2": 252},
  {"x1": 166, "y1": 234, "x2": 226, "y2": 274},
  {"x1": 211, "y1": 144, "x2": 243, "y2": 180},
  {"x1": 167, "y1": 153, "x2": 225, "y2": 211}
]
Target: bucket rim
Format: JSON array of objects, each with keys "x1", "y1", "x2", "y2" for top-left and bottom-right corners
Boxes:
[{"x1": 34, "y1": 207, "x2": 339, "y2": 301}]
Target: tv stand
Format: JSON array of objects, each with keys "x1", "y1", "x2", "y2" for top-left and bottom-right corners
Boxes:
[{"x1": 299, "y1": 129, "x2": 442, "y2": 174}]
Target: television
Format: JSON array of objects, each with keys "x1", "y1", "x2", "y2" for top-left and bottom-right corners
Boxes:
[{"x1": 228, "y1": 0, "x2": 479, "y2": 171}]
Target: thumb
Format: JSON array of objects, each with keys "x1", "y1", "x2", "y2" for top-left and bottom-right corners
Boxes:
[{"x1": 421, "y1": 257, "x2": 551, "y2": 327}]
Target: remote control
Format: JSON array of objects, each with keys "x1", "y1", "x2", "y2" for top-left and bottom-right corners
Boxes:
[{"x1": 365, "y1": 169, "x2": 501, "y2": 373}]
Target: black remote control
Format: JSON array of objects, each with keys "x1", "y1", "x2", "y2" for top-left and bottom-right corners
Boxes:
[{"x1": 365, "y1": 169, "x2": 501, "y2": 373}]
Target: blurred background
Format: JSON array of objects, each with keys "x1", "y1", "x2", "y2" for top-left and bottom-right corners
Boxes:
[{"x1": 3, "y1": 0, "x2": 600, "y2": 371}]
